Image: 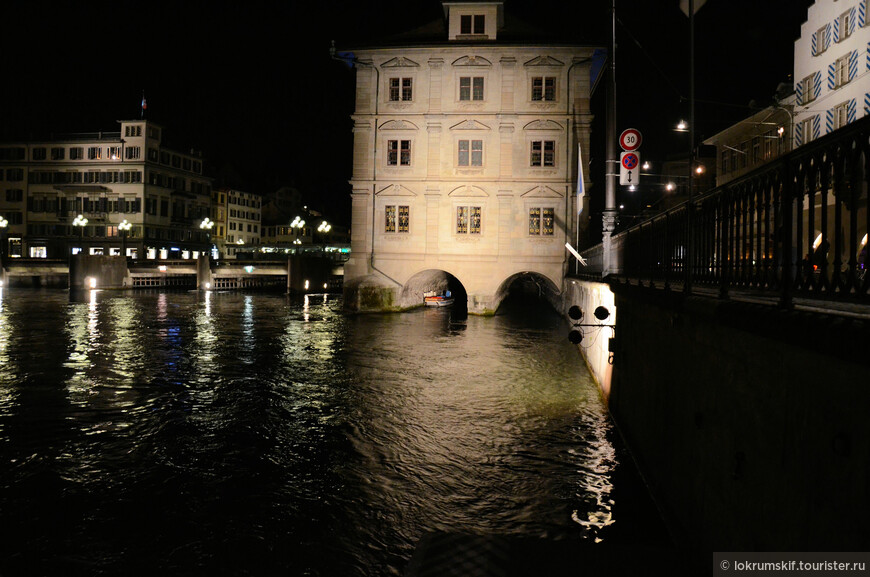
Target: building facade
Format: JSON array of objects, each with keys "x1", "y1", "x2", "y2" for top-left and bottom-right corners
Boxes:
[
  {"x1": 211, "y1": 188, "x2": 262, "y2": 258},
  {"x1": 0, "y1": 120, "x2": 212, "y2": 260},
  {"x1": 703, "y1": 100, "x2": 794, "y2": 187},
  {"x1": 340, "y1": 1, "x2": 601, "y2": 313},
  {"x1": 794, "y1": 0, "x2": 870, "y2": 146}
]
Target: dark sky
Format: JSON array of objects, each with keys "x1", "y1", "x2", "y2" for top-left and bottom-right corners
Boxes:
[{"x1": 2, "y1": 0, "x2": 812, "y2": 226}]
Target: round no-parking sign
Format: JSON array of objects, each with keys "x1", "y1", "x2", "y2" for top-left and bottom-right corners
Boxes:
[{"x1": 621, "y1": 152, "x2": 639, "y2": 170}]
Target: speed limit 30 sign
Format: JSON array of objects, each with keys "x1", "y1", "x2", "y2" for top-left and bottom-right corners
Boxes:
[{"x1": 619, "y1": 128, "x2": 642, "y2": 151}]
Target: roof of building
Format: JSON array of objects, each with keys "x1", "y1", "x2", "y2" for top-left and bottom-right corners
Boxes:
[{"x1": 338, "y1": 3, "x2": 604, "y2": 51}]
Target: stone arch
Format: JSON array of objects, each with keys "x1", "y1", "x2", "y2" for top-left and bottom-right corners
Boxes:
[
  {"x1": 492, "y1": 270, "x2": 562, "y2": 313},
  {"x1": 399, "y1": 268, "x2": 469, "y2": 314}
]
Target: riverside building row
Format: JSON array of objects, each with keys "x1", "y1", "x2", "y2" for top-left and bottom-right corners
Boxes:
[{"x1": 0, "y1": 119, "x2": 262, "y2": 260}]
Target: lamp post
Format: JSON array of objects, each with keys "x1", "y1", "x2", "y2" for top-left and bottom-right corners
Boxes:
[
  {"x1": 119, "y1": 219, "x2": 132, "y2": 258},
  {"x1": 200, "y1": 217, "x2": 214, "y2": 259},
  {"x1": 291, "y1": 216, "x2": 305, "y2": 246},
  {"x1": 317, "y1": 220, "x2": 331, "y2": 247},
  {"x1": 0, "y1": 216, "x2": 7, "y2": 261},
  {"x1": 73, "y1": 214, "x2": 88, "y2": 253}
]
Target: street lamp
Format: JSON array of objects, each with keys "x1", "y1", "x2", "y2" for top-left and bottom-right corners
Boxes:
[
  {"x1": 317, "y1": 220, "x2": 331, "y2": 246},
  {"x1": 200, "y1": 217, "x2": 214, "y2": 258},
  {"x1": 0, "y1": 216, "x2": 7, "y2": 260},
  {"x1": 73, "y1": 214, "x2": 88, "y2": 253},
  {"x1": 119, "y1": 219, "x2": 132, "y2": 258},
  {"x1": 291, "y1": 216, "x2": 305, "y2": 246}
]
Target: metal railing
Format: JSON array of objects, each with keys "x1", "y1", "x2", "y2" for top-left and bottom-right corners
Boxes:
[{"x1": 581, "y1": 115, "x2": 870, "y2": 307}]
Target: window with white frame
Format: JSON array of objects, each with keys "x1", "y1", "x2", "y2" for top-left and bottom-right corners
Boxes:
[
  {"x1": 813, "y1": 26, "x2": 828, "y2": 55},
  {"x1": 529, "y1": 207, "x2": 555, "y2": 236},
  {"x1": 456, "y1": 205, "x2": 482, "y2": 234},
  {"x1": 834, "y1": 53, "x2": 851, "y2": 87},
  {"x1": 88, "y1": 146, "x2": 102, "y2": 160},
  {"x1": 385, "y1": 205, "x2": 409, "y2": 233},
  {"x1": 531, "y1": 76, "x2": 556, "y2": 101},
  {"x1": 530, "y1": 140, "x2": 555, "y2": 167},
  {"x1": 833, "y1": 101, "x2": 850, "y2": 129},
  {"x1": 389, "y1": 77, "x2": 413, "y2": 101},
  {"x1": 837, "y1": 10, "x2": 851, "y2": 40},
  {"x1": 801, "y1": 116, "x2": 817, "y2": 144},
  {"x1": 458, "y1": 139, "x2": 483, "y2": 167},
  {"x1": 387, "y1": 140, "x2": 411, "y2": 166},
  {"x1": 460, "y1": 14, "x2": 485, "y2": 34},
  {"x1": 459, "y1": 76, "x2": 484, "y2": 101},
  {"x1": 799, "y1": 73, "x2": 817, "y2": 104},
  {"x1": 125, "y1": 146, "x2": 141, "y2": 160}
]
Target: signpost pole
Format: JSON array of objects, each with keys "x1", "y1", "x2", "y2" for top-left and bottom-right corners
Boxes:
[{"x1": 602, "y1": 0, "x2": 618, "y2": 278}]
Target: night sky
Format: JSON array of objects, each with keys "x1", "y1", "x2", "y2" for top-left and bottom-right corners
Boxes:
[{"x1": 2, "y1": 0, "x2": 813, "y2": 226}]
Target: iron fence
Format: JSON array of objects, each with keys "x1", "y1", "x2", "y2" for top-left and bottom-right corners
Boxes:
[{"x1": 581, "y1": 115, "x2": 870, "y2": 307}]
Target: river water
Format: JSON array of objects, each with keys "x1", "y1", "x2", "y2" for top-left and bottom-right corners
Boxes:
[{"x1": 0, "y1": 288, "x2": 669, "y2": 576}]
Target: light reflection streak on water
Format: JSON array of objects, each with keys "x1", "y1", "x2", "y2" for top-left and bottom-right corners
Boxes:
[
  {"x1": 0, "y1": 288, "x2": 12, "y2": 433},
  {"x1": 193, "y1": 290, "x2": 219, "y2": 391},
  {"x1": 64, "y1": 291, "x2": 101, "y2": 405},
  {"x1": 570, "y1": 408, "x2": 617, "y2": 541}
]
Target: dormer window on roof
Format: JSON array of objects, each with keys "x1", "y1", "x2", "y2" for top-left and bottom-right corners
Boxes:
[
  {"x1": 444, "y1": 2, "x2": 502, "y2": 40},
  {"x1": 461, "y1": 14, "x2": 485, "y2": 34}
]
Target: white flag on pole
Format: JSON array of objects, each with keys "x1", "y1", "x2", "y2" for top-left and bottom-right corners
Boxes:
[{"x1": 679, "y1": 0, "x2": 706, "y2": 16}]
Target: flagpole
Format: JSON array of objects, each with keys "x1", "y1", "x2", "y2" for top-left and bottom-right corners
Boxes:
[{"x1": 686, "y1": 0, "x2": 695, "y2": 294}]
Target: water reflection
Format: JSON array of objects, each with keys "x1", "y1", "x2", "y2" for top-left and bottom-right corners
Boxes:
[
  {"x1": 0, "y1": 288, "x2": 14, "y2": 435},
  {"x1": 0, "y1": 290, "x2": 662, "y2": 576}
]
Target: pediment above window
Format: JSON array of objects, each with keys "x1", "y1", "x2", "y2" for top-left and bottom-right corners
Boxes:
[
  {"x1": 523, "y1": 119, "x2": 563, "y2": 131},
  {"x1": 523, "y1": 55, "x2": 565, "y2": 67},
  {"x1": 451, "y1": 55, "x2": 493, "y2": 67},
  {"x1": 382, "y1": 56, "x2": 420, "y2": 68},
  {"x1": 449, "y1": 119, "x2": 491, "y2": 131},
  {"x1": 521, "y1": 185, "x2": 563, "y2": 198},
  {"x1": 376, "y1": 183, "x2": 417, "y2": 197},
  {"x1": 379, "y1": 120, "x2": 419, "y2": 131},
  {"x1": 448, "y1": 185, "x2": 489, "y2": 197}
]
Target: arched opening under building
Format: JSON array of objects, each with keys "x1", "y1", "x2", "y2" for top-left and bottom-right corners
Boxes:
[
  {"x1": 400, "y1": 269, "x2": 468, "y2": 318},
  {"x1": 493, "y1": 271, "x2": 561, "y2": 315}
]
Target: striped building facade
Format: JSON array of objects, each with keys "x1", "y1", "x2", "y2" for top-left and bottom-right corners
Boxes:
[{"x1": 794, "y1": 0, "x2": 870, "y2": 146}]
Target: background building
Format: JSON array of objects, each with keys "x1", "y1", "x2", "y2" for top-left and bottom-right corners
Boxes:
[
  {"x1": 211, "y1": 188, "x2": 262, "y2": 258},
  {"x1": 702, "y1": 97, "x2": 794, "y2": 187},
  {"x1": 0, "y1": 120, "x2": 212, "y2": 260},
  {"x1": 794, "y1": 0, "x2": 870, "y2": 146}
]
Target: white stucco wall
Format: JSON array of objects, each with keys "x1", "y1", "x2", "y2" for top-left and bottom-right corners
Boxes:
[{"x1": 794, "y1": 0, "x2": 870, "y2": 146}]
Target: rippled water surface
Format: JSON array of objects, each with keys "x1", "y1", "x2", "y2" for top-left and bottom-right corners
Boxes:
[{"x1": 0, "y1": 288, "x2": 666, "y2": 576}]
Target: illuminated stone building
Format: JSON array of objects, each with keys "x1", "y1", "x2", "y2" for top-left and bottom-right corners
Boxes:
[
  {"x1": 0, "y1": 120, "x2": 212, "y2": 260},
  {"x1": 338, "y1": 0, "x2": 602, "y2": 313}
]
